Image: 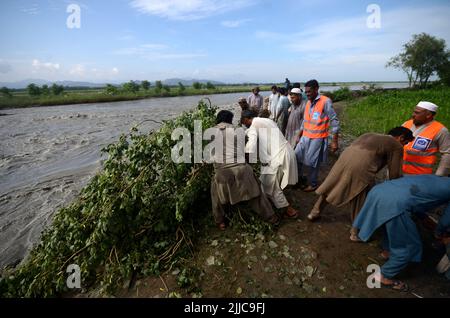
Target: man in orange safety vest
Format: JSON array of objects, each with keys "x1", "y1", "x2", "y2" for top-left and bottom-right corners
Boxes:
[{"x1": 402, "y1": 101, "x2": 450, "y2": 176}]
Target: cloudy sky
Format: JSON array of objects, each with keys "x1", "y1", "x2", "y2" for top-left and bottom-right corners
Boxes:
[{"x1": 0, "y1": 0, "x2": 449, "y2": 84}]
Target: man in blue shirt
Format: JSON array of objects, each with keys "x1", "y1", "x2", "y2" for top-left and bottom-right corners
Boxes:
[{"x1": 353, "y1": 175, "x2": 450, "y2": 291}]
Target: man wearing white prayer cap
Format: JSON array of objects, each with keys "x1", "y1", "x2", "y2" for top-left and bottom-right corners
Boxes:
[{"x1": 402, "y1": 101, "x2": 450, "y2": 176}]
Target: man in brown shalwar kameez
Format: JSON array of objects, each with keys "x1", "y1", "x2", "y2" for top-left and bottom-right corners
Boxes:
[
  {"x1": 307, "y1": 127, "x2": 414, "y2": 241},
  {"x1": 210, "y1": 110, "x2": 279, "y2": 230}
]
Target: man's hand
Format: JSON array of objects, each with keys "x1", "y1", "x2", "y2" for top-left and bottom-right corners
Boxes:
[
  {"x1": 295, "y1": 130, "x2": 303, "y2": 145},
  {"x1": 330, "y1": 134, "x2": 339, "y2": 153}
]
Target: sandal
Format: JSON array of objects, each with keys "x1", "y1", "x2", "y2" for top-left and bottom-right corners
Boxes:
[
  {"x1": 284, "y1": 207, "x2": 299, "y2": 219},
  {"x1": 380, "y1": 279, "x2": 409, "y2": 292},
  {"x1": 379, "y1": 250, "x2": 390, "y2": 260}
]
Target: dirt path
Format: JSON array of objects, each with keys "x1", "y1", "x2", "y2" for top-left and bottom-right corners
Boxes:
[{"x1": 116, "y1": 101, "x2": 450, "y2": 298}]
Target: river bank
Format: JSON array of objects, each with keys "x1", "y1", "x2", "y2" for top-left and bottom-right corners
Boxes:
[{"x1": 0, "y1": 82, "x2": 409, "y2": 110}]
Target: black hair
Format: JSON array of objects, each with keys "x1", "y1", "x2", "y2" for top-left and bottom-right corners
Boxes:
[
  {"x1": 305, "y1": 79, "x2": 319, "y2": 89},
  {"x1": 216, "y1": 110, "x2": 234, "y2": 124},
  {"x1": 271, "y1": 85, "x2": 278, "y2": 90},
  {"x1": 388, "y1": 126, "x2": 414, "y2": 142},
  {"x1": 293, "y1": 82, "x2": 301, "y2": 88},
  {"x1": 241, "y1": 109, "x2": 258, "y2": 120},
  {"x1": 278, "y1": 87, "x2": 286, "y2": 95}
]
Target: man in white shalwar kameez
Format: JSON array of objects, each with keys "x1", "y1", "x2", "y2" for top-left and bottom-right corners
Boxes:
[{"x1": 241, "y1": 110, "x2": 300, "y2": 218}]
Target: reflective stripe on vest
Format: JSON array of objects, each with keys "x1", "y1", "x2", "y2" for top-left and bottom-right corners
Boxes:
[
  {"x1": 303, "y1": 96, "x2": 330, "y2": 139},
  {"x1": 402, "y1": 119, "x2": 444, "y2": 174}
]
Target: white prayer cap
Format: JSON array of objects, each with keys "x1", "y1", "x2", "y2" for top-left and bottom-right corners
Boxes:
[
  {"x1": 416, "y1": 101, "x2": 438, "y2": 112},
  {"x1": 290, "y1": 88, "x2": 302, "y2": 95}
]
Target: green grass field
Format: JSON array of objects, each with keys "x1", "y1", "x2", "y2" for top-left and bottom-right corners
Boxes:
[{"x1": 342, "y1": 87, "x2": 450, "y2": 137}]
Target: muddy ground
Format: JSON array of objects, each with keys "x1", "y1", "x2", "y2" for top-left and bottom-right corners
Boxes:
[
  {"x1": 115, "y1": 175, "x2": 449, "y2": 298},
  {"x1": 113, "y1": 101, "x2": 450, "y2": 299}
]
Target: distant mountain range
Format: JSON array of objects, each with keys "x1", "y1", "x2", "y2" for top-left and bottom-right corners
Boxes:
[{"x1": 0, "y1": 78, "x2": 225, "y2": 89}]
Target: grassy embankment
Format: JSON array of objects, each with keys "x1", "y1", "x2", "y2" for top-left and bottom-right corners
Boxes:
[
  {"x1": 0, "y1": 85, "x2": 273, "y2": 110},
  {"x1": 0, "y1": 81, "x2": 409, "y2": 110},
  {"x1": 342, "y1": 87, "x2": 450, "y2": 136}
]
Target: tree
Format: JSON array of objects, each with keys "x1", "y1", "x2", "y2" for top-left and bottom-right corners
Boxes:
[
  {"x1": 27, "y1": 83, "x2": 41, "y2": 96},
  {"x1": 163, "y1": 85, "x2": 171, "y2": 93},
  {"x1": 41, "y1": 84, "x2": 50, "y2": 95},
  {"x1": 141, "y1": 80, "x2": 150, "y2": 91},
  {"x1": 105, "y1": 84, "x2": 119, "y2": 95},
  {"x1": 0, "y1": 86, "x2": 12, "y2": 98},
  {"x1": 437, "y1": 60, "x2": 450, "y2": 86},
  {"x1": 192, "y1": 82, "x2": 202, "y2": 90},
  {"x1": 386, "y1": 33, "x2": 449, "y2": 88},
  {"x1": 122, "y1": 81, "x2": 139, "y2": 93},
  {"x1": 51, "y1": 84, "x2": 64, "y2": 95},
  {"x1": 155, "y1": 80, "x2": 163, "y2": 91},
  {"x1": 178, "y1": 82, "x2": 186, "y2": 94},
  {"x1": 206, "y1": 81, "x2": 215, "y2": 90}
]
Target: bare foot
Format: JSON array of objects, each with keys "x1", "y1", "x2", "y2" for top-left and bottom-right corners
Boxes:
[
  {"x1": 307, "y1": 209, "x2": 320, "y2": 221},
  {"x1": 349, "y1": 233, "x2": 361, "y2": 242}
]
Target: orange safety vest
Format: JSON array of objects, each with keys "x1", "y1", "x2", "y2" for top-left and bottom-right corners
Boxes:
[
  {"x1": 303, "y1": 96, "x2": 330, "y2": 139},
  {"x1": 402, "y1": 119, "x2": 444, "y2": 174}
]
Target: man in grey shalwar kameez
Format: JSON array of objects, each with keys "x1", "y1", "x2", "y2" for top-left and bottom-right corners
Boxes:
[
  {"x1": 353, "y1": 175, "x2": 450, "y2": 291},
  {"x1": 294, "y1": 80, "x2": 340, "y2": 192},
  {"x1": 285, "y1": 88, "x2": 305, "y2": 148},
  {"x1": 275, "y1": 87, "x2": 290, "y2": 135},
  {"x1": 210, "y1": 110, "x2": 279, "y2": 230}
]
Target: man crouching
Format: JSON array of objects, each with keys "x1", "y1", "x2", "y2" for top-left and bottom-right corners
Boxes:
[{"x1": 210, "y1": 110, "x2": 279, "y2": 230}]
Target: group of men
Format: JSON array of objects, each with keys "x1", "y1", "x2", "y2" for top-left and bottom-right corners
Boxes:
[{"x1": 209, "y1": 79, "x2": 450, "y2": 291}]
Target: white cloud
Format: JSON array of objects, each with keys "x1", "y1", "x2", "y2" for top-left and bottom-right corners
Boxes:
[
  {"x1": 69, "y1": 64, "x2": 85, "y2": 76},
  {"x1": 118, "y1": 35, "x2": 135, "y2": 41},
  {"x1": 141, "y1": 43, "x2": 168, "y2": 50},
  {"x1": 20, "y1": 4, "x2": 40, "y2": 15},
  {"x1": 130, "y1": 0, "x2": 256, "y2": 21},
  {"x1": 112, "y1": 67, "x2": 119, "y2": 74},
  {"x1": 114, "y1": 43, "x2": 166, "y2": 56},
  {"x1": 32, "y1": 59, "x2": 60, "y2": 72},
  {"x1": 221, "y1": 19, "x2": 251, "y2": 28},
  {"x1": 113, "y1": 44, "x2": 206, "y2": 60},
  {"x1": 255, "y1": 5, "x2": 450, "y2": 72}
]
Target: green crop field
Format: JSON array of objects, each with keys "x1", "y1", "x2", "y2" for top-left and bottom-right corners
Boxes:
[{"x1": 342, "y1": 87, "x2": 450, "y2": 137}]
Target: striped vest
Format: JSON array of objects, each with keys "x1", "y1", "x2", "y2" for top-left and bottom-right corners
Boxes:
[
  {"x1": 303, "y1": 96, "x2": 330, "y2": 139},
  {"x1": 402, "y1": 119, "x2": 444, "y2": 174}
]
